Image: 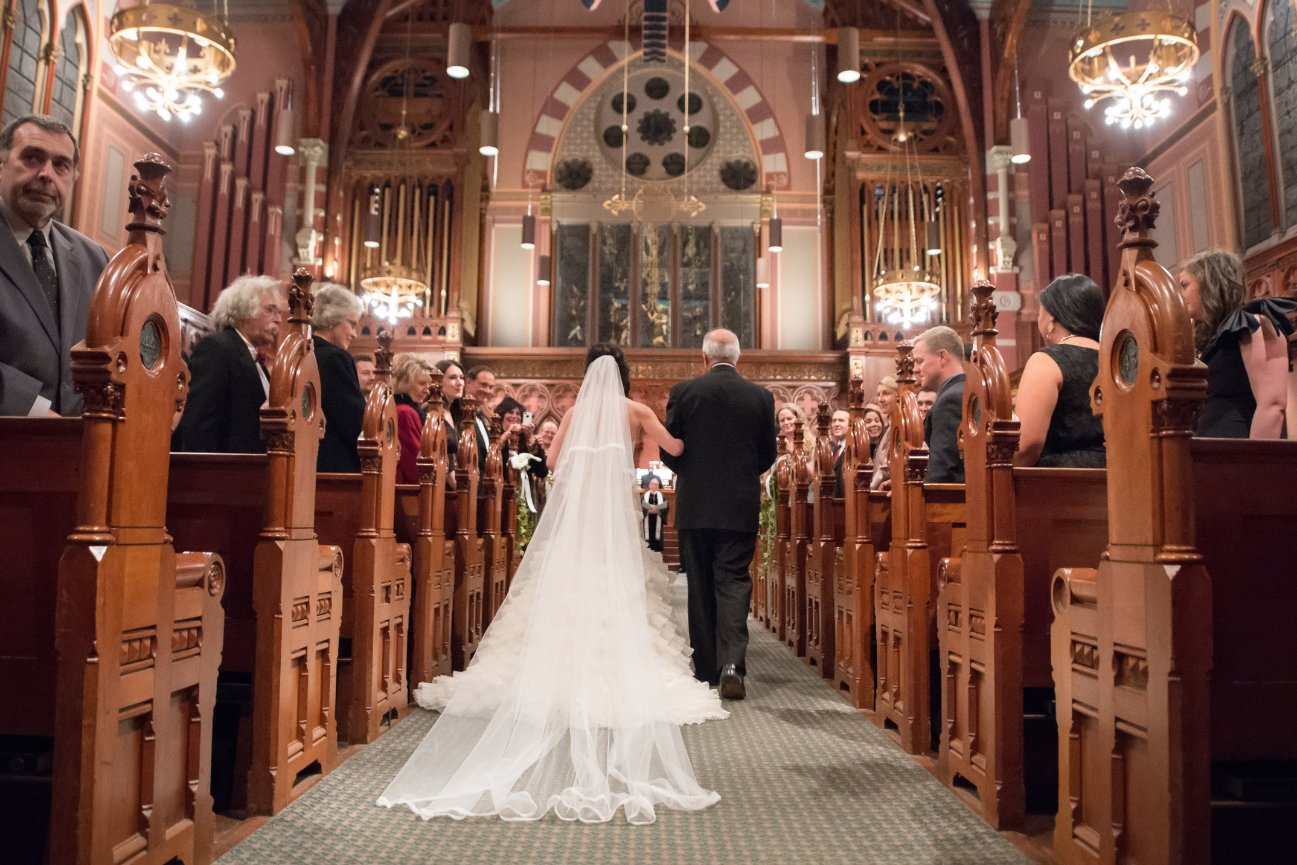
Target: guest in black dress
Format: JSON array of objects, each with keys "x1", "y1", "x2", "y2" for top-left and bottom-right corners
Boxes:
[
  {"x1": 1015, "y1": 273, "x2": 1106, "y2": 467},
  {"x1": 310, "y1": 283, "x2": 366, "y2": 472},
  {"x1": 493, "y1": 395, "x2": 549, "y2": 480},
  {"x1": 433, "y1": 358, "x2": 464, "y2": 465},
  {"x1": 1179, "y1": 250, "x2": 1296, "y2": 438}
]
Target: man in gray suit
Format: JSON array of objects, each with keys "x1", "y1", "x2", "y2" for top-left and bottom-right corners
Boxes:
[{"x1": 0, "y1": 114, "x2": 107, "y2": 416}]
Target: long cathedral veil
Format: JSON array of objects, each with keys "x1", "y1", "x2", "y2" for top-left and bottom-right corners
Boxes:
[{"x1": 378, "y1": 355, "x2": 720, "y2": 823}]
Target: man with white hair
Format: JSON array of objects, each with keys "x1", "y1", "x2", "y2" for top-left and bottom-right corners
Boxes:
[
  {"x1": 311, "y1": 282, "x2": 366, "y2": 472},
  {"x1": 912, "y1": 325, "x2": 966, "y2": 484},
  {"x1": 661, "y1": 328, "x2": 777, "y2": 700},
  {"x1": 174, "y1": 275, "x2": 285, "y2": 453}
]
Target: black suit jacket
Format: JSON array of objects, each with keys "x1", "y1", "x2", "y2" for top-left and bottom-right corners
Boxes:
[
  {"x1": 174, "y1": 327, "x2": 267, "y2": 454},
  {"x1": 833, "y1": 441, "x2": 846, "y2": 498},
  {"x1": 923, "y1": 372, "x2": 966, "y2": 484},
  {"x1": 314, "y1": 335, "x2": 365, "y2": 472},
  {"x1": 0, "y1": 214, "x2": 108, "y2": 415},
  {"x1": 661, "y1": 364, "x2": 777, "y2": 532}
]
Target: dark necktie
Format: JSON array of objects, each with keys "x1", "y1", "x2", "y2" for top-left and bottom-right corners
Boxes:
[{"x1": 26, "y1": 230, "x2": 59, "y2": 324}]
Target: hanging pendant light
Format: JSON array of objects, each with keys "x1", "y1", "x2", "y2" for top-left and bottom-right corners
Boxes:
[
  {"x1": 274, "y1": 83, "x2": 295, "y2": 156},
  {"x1": 836, "y1": 27, "x2": 860, "y2": 84},
  {"x1": 109, "y1": 2, "x2": 237, "y2": 123},
  {"x1": 1009, "y1": 61, "x2": 1030, "y2": 164},
  {"x1": 479, "y1": 110, "x2": 499, "y2": 157},
  {"x1": 767, "y1": 216, "x2": 783, "y2": 253},
  {"x1": 363, "y1": 188, "x2": 381, "y2": 249},
  {"x1": 756, "y1": 256, "x2": 770, "y2": 288},
  {"x1": 925, "y1": 220, "x2": 942, "y2": 256},
  {"x1": 537, "y1": 254, "x2": 551, "y2": 287},
  {"x1": 446, "y1": 22, "x2": 472, "y2": 79},
  {"x1": 1069, "y1": 11, "x2": 1198, "y2": 130},
  {"x1": 521, "y1": 213, "x2": 536, "y2": 250}
]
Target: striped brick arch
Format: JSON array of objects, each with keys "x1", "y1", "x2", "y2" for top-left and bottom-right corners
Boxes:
[{"x1": 523, "y1": 40, "x2": 790, "y2": 189}]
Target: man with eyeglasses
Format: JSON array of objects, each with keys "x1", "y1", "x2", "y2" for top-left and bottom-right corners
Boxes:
[
  {"x1": 0, "y1": 114, "x2": 108, "y2": 416},
  {"x1": 173, "y1": 275, "x2": 287, "y2": 454}
]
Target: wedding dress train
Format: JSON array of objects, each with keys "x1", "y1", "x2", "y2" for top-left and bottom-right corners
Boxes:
[{"x1": 377, "y1": 356, "x2": 725, "y2": 824}]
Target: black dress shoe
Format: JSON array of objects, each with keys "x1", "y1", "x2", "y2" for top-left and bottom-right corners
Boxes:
[{"x1": 719, "y1": 664, "x2": 745, "y2": 700}]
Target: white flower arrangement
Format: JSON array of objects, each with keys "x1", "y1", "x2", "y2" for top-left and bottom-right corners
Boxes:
[{"x1": 509, "y1": 452, "x2": 539, "y2": 471}]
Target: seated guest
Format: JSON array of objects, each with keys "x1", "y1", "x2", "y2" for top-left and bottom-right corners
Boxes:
[
  {"x1": 916, "y1": 389, "x2": 937, "y2": 419},
  {"x1": 1178, "y1": 250, "x2": 1296, "y2": 438},
  {"x1": 776, "y1": 403, "x2": 816, "y2": 458},
  {"x1": 536, "y1": 419, "x2": 559, "y2": 451},
  {"x1": 912, "y1": 325, "x2": 966, "y2": 483},
  {"x1": 392, "y1": 354, "x2": 433, "y2": 484},
  {"x1": 1015, "y1": 273, "x2": 1106, "y2": 467},
  {"x1": 311, "y1": 283, "x2": 365, "y2": 472},
  {"x1": 870, "y1": 376, "x2": 898, "y2": 491},
  {"x1": 352, "y1": 353, "x2": 376, "y2": 395},
  {"x1": 861, "y1": 404, "x2": 885, "y2": 453},
  {"x1": 829, "y1": 408, "x2": 849, "y2": 497},
  {"x1": 174, "y1": 275, "x2": 284, "y2": 453},
  {"x1": 0, "y1": 114, "x2": 108, "y2": 416},
  {"x1": 433, "y1": 358, "x2": 464, "y2": 464}
]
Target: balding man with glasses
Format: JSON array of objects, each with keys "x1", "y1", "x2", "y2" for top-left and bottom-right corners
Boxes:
[{"x1": 0, "y1": 114, "x2": 108, "y2": 416}]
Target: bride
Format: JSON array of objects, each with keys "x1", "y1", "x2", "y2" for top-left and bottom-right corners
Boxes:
[{"x1": 378, "y1": 344, "x2": 727, "y2": 824}]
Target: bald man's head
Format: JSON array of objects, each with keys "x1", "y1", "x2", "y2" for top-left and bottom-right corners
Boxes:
[{"x1": 702, "y1": 328, "x2": 740, "y2": 366}]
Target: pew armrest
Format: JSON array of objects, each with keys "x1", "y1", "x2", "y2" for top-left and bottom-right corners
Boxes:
[
  {"x1": 938, "y1": 557, "x2": 960, "y2": 590},
  {"x1": 176, "y1": 551, "x2": 226, "y2": 603},
  {"x1": 1051, "y1": 566, "x2": 1097, "y2": 616}
]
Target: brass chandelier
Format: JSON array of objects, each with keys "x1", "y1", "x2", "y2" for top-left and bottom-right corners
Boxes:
[
  {"x1": 109, "y1": 2, "x2": 237, "y2": 123},
  {"x1": 1068, "y1": 10, "x2": 1199, "y2": 130}
]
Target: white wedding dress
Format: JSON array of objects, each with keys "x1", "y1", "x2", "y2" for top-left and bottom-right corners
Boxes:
[{"x1": 377, "y1": 356, "x2": 726, "y2": 824}]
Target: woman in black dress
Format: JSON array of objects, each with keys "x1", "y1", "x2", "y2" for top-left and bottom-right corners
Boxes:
[
  {"x1": 310, "y1": 283, "x2": 366, "y2": 473},
  {"x1": 433, "y1": 358, "x2": 464, "y2": 462},
  {"x1": 1014, "y1": 274, "x2": 1106, "y2": 467},
  {"x1": 1178, "y1": 250, "x2": 1296, "y2": 438}
]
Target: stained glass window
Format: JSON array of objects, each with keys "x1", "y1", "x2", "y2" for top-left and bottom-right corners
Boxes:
[
  {"x1": 636, "y1": 224, "x2": 672, "y2": 347},
  {"x1": 553, "y1": 224, "x2": 591, "y2": 346},
  {"x1": 718, "y1": 227, "x2": 755, "y2": 348},
  {"x1": 1269, "y1": 0, "x2": 1297, "y2": 228},
  {"x1": 3, "y1": 0, "x2": 45, "y2": 127},
  {"x1": 596, "y1": 223, "x2": 633, "y2": 345},
  {"x1": 1229, "y1": 20, "x2": 1274, "y2": 248},
  {"x1": 678, "y1": 225, "x2": 712, "y2": 349},
  {"x1": 49, "y1": 11, "x2": 84, "y2": 131}
]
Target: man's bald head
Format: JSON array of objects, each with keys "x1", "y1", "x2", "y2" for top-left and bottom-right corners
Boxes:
[{"x1": 702, "y1": 328, "x2": 740, "y2": 367}]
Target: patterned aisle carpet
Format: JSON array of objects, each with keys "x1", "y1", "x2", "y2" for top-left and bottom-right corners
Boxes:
[{"x1": 217, "y1": 581, "x2": 1032, "y2": 865}]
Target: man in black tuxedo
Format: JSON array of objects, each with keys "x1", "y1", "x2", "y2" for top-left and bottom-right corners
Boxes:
[
  {"x1": 0, "y1": 115, "x2": 108, "y2": 416},
  {"x1": 913, "y1": 324, "x2": 966, "y2": 484},
  {"x1": 829, "y1": 409, "x2": 850, "y2": 498},
  {"x1": 661, "y1": 328, "x2": 776, "y2": 700},
  {"x1": 466, "y1": 364, "x2": 497, "y2": 481},
  {"x1": 173, "y1": 275, "x2": 285, "y2": 453}
]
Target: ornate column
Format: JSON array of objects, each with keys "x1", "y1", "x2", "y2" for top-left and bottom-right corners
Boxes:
[{"x1": 295, "y1": 138, "x2": 328, "y2": 270}]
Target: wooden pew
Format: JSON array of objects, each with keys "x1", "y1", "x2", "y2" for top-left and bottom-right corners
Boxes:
[
  {"x1": 398, "y1": 364, "x2": 455, "y2": 686},
  {"x1": 450, "y1": 397, "x2": 485, "y2": 669},
  {"x1": 875, "y1": 343, "x2": 967, "y2": 754},
  {"x1": 783, "y1": 424, "x2": 812, "y2": 656},
  {"x1": 1050, "y1": 168, "x2": 1297, "y2": 865},
  {"x1": 937, "y1": 281, "x2": 1108, "y2": 829},
  {"x1": 767, "y1": 442, "x2": 790, "y2": 639},
  {"x1": 804, "y1": 403, "x2": 842, "y2": 676},
  {"x1": 0, "y1": 155, "x2": 227, "y2": 865},
  {"x1": 479, "y1": 414, "x2": 508, "y2": 632},
  {"x1": 833, "y1": 377, "x2": 890, "y2": 708},
  {"x1": 167, "y1": 274, "x2": 342, "y2": 816},
  {"x1": 317, "y1": 328, "x2": 410, "y2": 744}
]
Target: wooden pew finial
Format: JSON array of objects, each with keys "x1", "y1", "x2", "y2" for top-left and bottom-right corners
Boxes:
[
  {"x1": 970, "y1": 279, "x2": 998, "y2": 343},
  {"x1": 847, "y1": 375, "x2": 865, "y2": 410},
  {"x1": 289, "y1": 267, "x2": 314, "y2": 327},
  {"x1": 126, "y1": 153, "x2": 172, "y2": 239},
  {"x1": 1115, "y1": 166, "x2": 1159, "y2": 253},
  {"x1": 375, "y1": 328, "x2": 394, "y2": 377},
  {"x1": 426, "y1": 364, "x2": 445, "y2": 413},
  {"x1": 895, "y1": 341, "x2": 916, "y2": 387}
]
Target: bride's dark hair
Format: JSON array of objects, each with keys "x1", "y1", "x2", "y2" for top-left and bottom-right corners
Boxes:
[{"x1": 585, "y1": 343, "x2": 631, "y2": 395}]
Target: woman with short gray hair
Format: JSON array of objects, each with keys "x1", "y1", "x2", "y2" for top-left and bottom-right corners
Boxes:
[{"x1": 311, "y1": 282, "x2": 366, "y2": 472}]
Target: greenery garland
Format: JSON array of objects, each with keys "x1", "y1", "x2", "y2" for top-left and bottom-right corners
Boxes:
[
  {"x1": 758, "y1": 468, "x2": 778, "y2": 578},
  {"x1": 516, "y1": 486, "x2": 535, "y2": 553}
]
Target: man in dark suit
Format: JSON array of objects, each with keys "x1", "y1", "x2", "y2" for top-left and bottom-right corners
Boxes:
[
  {"x1": 173, "y1": 275, "x2": 285, "y2": 453},
  {"x1": 829, "y1": 408, "x2": 850, "y2": 498},
  {"x1": 913, "y1": 324, "x2": 966, "y2": 484},
  {"x1": 0, "y1": 114, "x2": 108, "y2": 416},
  {"x1": 466, "y1": 364, "x2": 497, "y2": 480},
  {"x1": 661, "y1": 328, "x2": 776, "y2": 700}
]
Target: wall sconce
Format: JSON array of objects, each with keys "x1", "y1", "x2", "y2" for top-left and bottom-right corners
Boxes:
[
  {"x1": 447, "y1": 22, "x2": 471, "y2": 79},
  {"x1": 521, "y1": 213, "x2": 536, "y2": 250},
  {"x1": 537, "y1": 254, "x2": 551, "y2": 286},
  {"x1": 837, "y1": 28, "x2": 860, "y2": 84},
  {"x1": 767, "y1": 216, "x2": 783, "y2": 253},
  {"x1": 756, "y1": 256, "x2": 770, "y2": 288},
  {"x1": 479, "y1": 109, "x2": 499, "y2": 157},
  {"x1": 804, "y1": 113, "x2": 824, "y2": 160}
]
